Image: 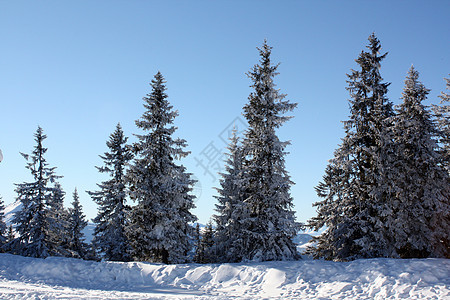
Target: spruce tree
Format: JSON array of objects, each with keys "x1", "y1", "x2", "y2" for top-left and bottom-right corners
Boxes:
[
  {"x1": 46, "y1": 183, "x2": 71, "y2": 256},
  {"x1": 432, "y1": 77, "x2": 450, "y2": 172},
  {"x1": 308, "y1": 34, "x2": 395, "y2": 260},
  {"x1": 213, "y1": 128, "x2": 247, "y2": 262},
  {"x1": 237, "y1": 41, "x2": 301, "y2": 262},
  {"x1": 6, "y1": 225, "x2": 15, "y2": 244},
  {"x1": 67, "y1": 188, "x2": 88, "y2": 259},
  {"x1": 194, "y1": 222, "x2": 215, "y2": 264},
  {"x1": 11, "y1": 126, "x2": 62, "y2": 258},
  {"x1": 385, "y1": 67, "x2": 450, "y2": 258},
  {"x1": 0, "y1": 196, "x2": 6, "y2": 247},
  {"x1": 126, "y1": 71, "x2": 197, "y2": 264},
  {"x1": 88, "y1": 123, "x2": 133, "y2": 261},
  {"x1": 193, "y1": 223, "x2": 202, "y2": 263},
  {"x1": 2, "y1": 225, "x2": 15, "y2": 253}
]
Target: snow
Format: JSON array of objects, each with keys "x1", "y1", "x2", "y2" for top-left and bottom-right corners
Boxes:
[
  {"x1": 0, "y1": 253, "x2": 448, "y2": 299},
  {"x1": 1, "y1": 204, "x2": 448, "y2": 298}
]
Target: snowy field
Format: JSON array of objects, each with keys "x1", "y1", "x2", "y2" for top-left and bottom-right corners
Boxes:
[{"x1": 0, "y1": 253, "x2": 448, "y2": 299}]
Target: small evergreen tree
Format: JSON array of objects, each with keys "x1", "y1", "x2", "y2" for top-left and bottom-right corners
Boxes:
[
  {"x1": 194, "y1": 222, "x2": 215, "y2": 264},
  {"x1": 308, "y1": 34, "x2": 395, "y2": 260},
  {"x1": 237, "y1": 41, "x2": 301, "y2": 262},
  {"x1": 126, "y1": 71, "x2": 197, "y2": 264},
  {"x1": 0, "y1": 196, "x2": 7, "y2": 248},
  {"x1": 11, "y1": 127, "x2": 62, "y2": 258},
  {"x1": 2, "y1": 225, "x2": 15, "y2": 253},
  {"x1": 193, "y1": 223, "x2": 202, "y2": 262},
  {"x1": 385, "y1": 67, "x2": 450, "y2": 258},
  {"x1": 6, "y1": 225, "x2": 15, "y2": 244},
  {"x1": 88, "y1": 123, "x2": 133, "y2": 261},
  {"x1": 45, "y1": 183, "x2": 71, "y2": 256},
  {"x1": 213, "y1": 128, "x2": 247, "y2": 262},
  {"x1": 67, "y1": 188, "x2": 88, "y2": 259}
]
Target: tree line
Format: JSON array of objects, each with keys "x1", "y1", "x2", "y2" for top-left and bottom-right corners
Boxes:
[{"x1": 0, "y1": 34, "x2": 448, "y2": 262}]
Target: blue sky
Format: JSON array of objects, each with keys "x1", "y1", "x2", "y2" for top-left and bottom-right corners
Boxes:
[{"x1": 1, "y1": 1, "x2": 449, "y2": 224}]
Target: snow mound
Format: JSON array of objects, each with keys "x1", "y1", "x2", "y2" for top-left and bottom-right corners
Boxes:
[{"x1": 0, "y1": 254, "x2": 448, "y2": 299}]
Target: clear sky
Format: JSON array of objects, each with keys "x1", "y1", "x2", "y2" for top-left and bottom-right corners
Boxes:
[{"x1": 1, "y1": 1, "x2": 449, "y2": 224}]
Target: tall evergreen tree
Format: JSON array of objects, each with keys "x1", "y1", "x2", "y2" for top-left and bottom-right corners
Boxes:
[
  {"x1": 385, "y1": 67, "x2": 450, "y2": 258},
  {"x1": 213, "y1": 128, "x2": 247, "y2": 262},
  {"x1": 432, "y1": 77, "x2": 450, "y2": 172},
  {"x1": 67, "y1": 188, "x2": 88, "y2": 259},
  {"x1": 11, "y1": 127, "x2": 62, "y2": 258},
  {"x1": 236, "y1": 41, "x2": 301, "y2": 262},
  {"x1": 88, "y1": 123, "x2": 133, "y2": 261},
  {"x1": 308, "y1": 34, "x2": 395, "y2": 260},
  {"x1": 126, "y1": 71, "x2": 197, "y2": 264}
]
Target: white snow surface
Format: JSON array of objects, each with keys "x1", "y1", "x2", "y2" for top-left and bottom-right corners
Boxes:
[
  {"x1": 0, "y1": 254, "x2": 448, "y2": 299},
  {"x1": 1, "y1": 203, "x2": 448, "y2": 299}
]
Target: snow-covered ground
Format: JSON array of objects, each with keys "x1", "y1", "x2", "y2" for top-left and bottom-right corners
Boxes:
[
  {"x1": 0, "y1": 253, "x2": 448, "y2": 299},
  {"x1": 2, "y1": 201, "x2": 448, "y2": 299}
]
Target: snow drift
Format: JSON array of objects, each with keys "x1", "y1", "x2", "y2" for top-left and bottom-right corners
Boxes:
[{"x1": 0, "y1": 253, "x2": 448, "y2": 299}]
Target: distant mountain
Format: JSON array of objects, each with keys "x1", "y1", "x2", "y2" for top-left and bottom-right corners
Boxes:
[
  {"x1": 82, "y1": 223, "x2": 95, "y2": 243},
  {"x1": 2, "y1": 200, "x2": 94, "y2": 243},
  {"x1": 3, "y1": 200, "x2": 22, "y2": 226},
  {"x1": 1, "y1": 203, "x2": 323, "y2": 249}
]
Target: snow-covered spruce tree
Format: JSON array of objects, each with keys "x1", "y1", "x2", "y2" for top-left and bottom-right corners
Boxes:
[
  {"x1": 432, "y1": 77, "x2": 450, "y2": 173},
  {"x1": 236, "y1": 41, "x2": 301, "y2": 262},
  {"x1": 213, "y1": 128, "x2": 247, "y2": 262},
  {"x1": 46, "y1": 183, "x2": 71, "y2": 256},
  {"x1": 193, "y1": 223, "x2": 201, "y2": 262},
  {"x1": 0, "y1": 196, "x2": 6, "y2": 248},
  {"x1": 126, "y1": 71, "x2": 197, "y2": 264},
  {"x1": 385, "y1": 67, "x2": 450, "y2": 258},
  {"x1": 6, "y1": 225, "x2": 15, "y2": 244},
  {"x1": 11, "y1": 126, "x2": 62, "y2": 258},
  {"x1": 67, "y1": 188, "x2": 89, "y2": 259},
  {"x1": 308, "y1": 34, "x2": 395, "y2": 260},
  {"x1": 88, "y1": 123, "x2": 133, "y2": 261},
  {"x1": 194, "y1": 222, "x2": 215, "y2": 264}
]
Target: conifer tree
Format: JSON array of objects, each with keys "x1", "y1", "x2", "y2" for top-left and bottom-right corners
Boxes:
[
  {"x1": 88, "y1": 123, "x2": 133, "y2": 261},
  {"x1": 237, "y1": 41, "x2": 301, "y2": 262},
  {"x1": 126, "y1": 72, "x2": 197, "y2": 264},
  {"x1": 6, "y1": 225, "x2": 15, "y2": 244},
  {"x1": 0, "y1": 196, "x2": 6, "y2": 247},
  {"x1": 385, "y1": 67, "x2": 450, "y2": 258},
  {"x1": 194, "y1": 222, "x2": 215, "y2": 264},
  {"x1": 67, "y1": 188, "x2": 88, "y2": 259},
  {"x1": 11, "y1": 127, "x2": 62, "y2": 258},
  {"x1": 46, "y1": 183, "x2": 71, "y2": 256},
  {"x1": 213, "y1": 129, "x2": 247, "y2": 262},
  {"x1": 193, "y1": 223, "x2": 202, "y2": 262},
  {"x1": 432, "y1": 77, "x2": 450, "y2": 172},
  {"x1": 308, "y1": 34, "x2": 395, "y2": 260}
]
